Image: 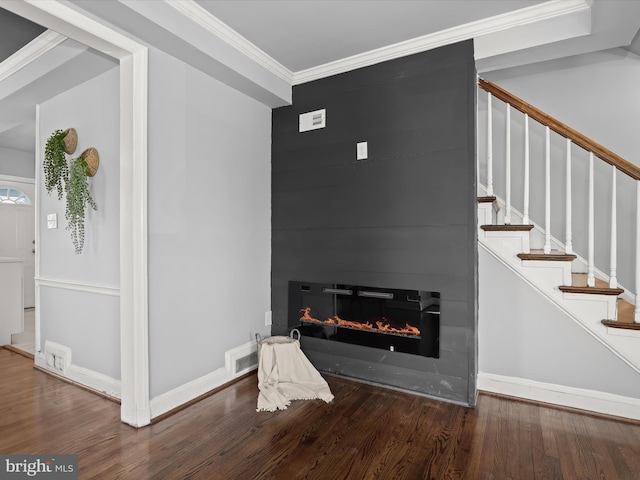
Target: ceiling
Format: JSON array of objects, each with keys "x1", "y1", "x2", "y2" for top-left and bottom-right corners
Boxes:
[
  {"x1": 192, "y1": 0, "x2": 640, "y2": 76},
  {"x1": 195, "y1": 0, "x2": 547, "y2": 72},
  {"x1": 1, "y1": 0, "x2": 640, "y2": 156}
]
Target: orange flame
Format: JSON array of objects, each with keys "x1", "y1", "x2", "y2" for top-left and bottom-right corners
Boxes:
[{"x1": 300, "y1": 307, "x2": 420, "y2": 336}]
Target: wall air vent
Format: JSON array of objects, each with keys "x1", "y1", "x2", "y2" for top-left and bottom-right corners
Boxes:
[
  {"x1": 299, "y1": 108, "x2": 326, "y2": 132},
  {"x1": 235, "y1": 351, "x2": 258, "y2": 374}
]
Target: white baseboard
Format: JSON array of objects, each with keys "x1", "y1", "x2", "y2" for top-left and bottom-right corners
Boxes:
[
  {"x1": 478, "y1": 372, "x2": 640, "y2": 421},
  {"x1": 149, "y1": 340, "x2": 258, "y2": 419},
  {"x1": 35, "y1": 353, "x2": 121, "y2": 399},
  {"x1": 35, "y1": 338, "x2": 260, "y2": 419}
]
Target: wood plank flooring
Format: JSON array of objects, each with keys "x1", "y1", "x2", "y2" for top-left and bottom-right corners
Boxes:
[{"x1": 2, "y1": 347, "x2": 640, "y2": 479}]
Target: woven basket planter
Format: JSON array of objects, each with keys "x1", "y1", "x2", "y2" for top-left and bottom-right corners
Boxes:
[
  {"x1": 81, "y1": 147, "x2": 99, "y2": 177},
  {"x1": 63, "y1": 128, "x2": 78, "y2": 155}
]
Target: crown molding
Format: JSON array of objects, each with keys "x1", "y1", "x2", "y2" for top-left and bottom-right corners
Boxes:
[
  {"x1": 293, "y1": 0, "x2": 591, "y2": 85},
  {"x1": 0, "y1": 29, "x2": 66, "y2": 83},
  {"x1": 152, "y1": 0, "x2": 588, "y2": 87},
  {"x1": 164, "y1": 0, "x2": 294, "y2": 84}
]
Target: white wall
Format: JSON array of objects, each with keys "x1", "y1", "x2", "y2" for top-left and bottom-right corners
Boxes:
[
  {"x1": 147, "y1": 48, "x2": 272, "y2": 398},
  {"x1": 479, "y1": 247, "x2": 640, "y2": 400},
  {"x1": 0, "y1": 146, "x2": 34, "y2": 179},
  {"x1": 479, "y1": 48, "x2": 640, "y2": 291},
  {"x1": 39, "y1": 66, "x2": 120, "y2": 380}
]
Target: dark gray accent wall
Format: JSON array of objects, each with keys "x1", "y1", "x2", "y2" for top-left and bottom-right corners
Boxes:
[
  {"x1": 0, "y1": 8, "x2": 46, "y2": 63},
  {"x1": 271, "y1": 41, "x2": 477, "y2": 406}
]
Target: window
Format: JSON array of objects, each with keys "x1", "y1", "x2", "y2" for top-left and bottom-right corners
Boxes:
[{"x1": 0, "y1": 187, "x2": 31, "y2": 205}]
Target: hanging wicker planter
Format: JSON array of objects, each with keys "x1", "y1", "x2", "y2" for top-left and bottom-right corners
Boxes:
[
  {"x1": 81, "y1": 147, "x2": 99, "y2": 177},
  {"x1": 66, "y1": 149, "x2": 98, "y2": 254},
  {"x1": 63, "y1": 128, "x2": 78, "y2": 154}
]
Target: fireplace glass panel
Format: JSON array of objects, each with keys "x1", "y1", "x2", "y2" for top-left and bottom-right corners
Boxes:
[{"x1": 288, "y1": 281, "x2": 439, "y2": 358}]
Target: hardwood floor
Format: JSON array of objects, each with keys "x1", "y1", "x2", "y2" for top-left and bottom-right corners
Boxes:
[{"x1": 2, "y1": 347, "x2": 640, "y2": 479}]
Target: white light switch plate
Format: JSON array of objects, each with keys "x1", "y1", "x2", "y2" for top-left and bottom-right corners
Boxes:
[
  {"x1": 47, "y1": 213, "x2": 57, "y2": 229},
  {"x1": 357, "y1": 141, "x2": 368, "y2": 160}
]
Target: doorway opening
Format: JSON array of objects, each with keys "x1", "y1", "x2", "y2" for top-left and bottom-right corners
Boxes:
[{"x1": 0, "y1": 177, "x2": 35, "y2": 355}]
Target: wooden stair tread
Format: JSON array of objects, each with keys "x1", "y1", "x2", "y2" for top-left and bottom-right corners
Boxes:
[
  {"x1": 559, "y1": 273, "x2": 624, "y2": 295},
  {"x1": 517, "y1": 250, "x2": 576, "y2": 262},
  {"x1": 601, "y1": 320, "x2": 640, "y2": 330},
  {"x1": 477, "y1": 196, "x2": 500, "y2": 212},
  {"x1": 481, "y1": 224, "x2": 533, "y2": 231},
  {"x1": 560, "y1": 285, "x2": 624, "y2": 295}
]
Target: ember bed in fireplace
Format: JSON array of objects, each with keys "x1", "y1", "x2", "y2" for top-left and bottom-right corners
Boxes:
[{"x1": 288, "y1": 281, "x2": 440, "y2": 358}]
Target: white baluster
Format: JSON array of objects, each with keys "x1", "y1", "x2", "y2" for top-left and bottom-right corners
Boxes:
[
  {"x1": 523, "y1": 114, "x2": 530, "y2": 225},
  {"x1": 504, "y1": 105, "x2": 512, "y2": 224},
  {"x1": 544, "y1": 127, "x2": 551, "y2": 254},
  {"x1": 636, "y1": 180, "x2": 640, "y2": 323},
  {"x1": 610, "y1": 165, "x2": 618, "y2": 288},
  {"x1": 486, "y1": 92, "x2": 493, "y2": 197},
  {"x1": 587, "y1": 152, "x2": 595, "y2": 287},
  {"x1": 565, "y1": 139, "x2": 573, "y2": 254}
]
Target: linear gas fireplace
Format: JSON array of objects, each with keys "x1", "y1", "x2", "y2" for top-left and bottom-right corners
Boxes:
[{"x1": 288, "y1": 281, "x2": 440, "y2": 358}]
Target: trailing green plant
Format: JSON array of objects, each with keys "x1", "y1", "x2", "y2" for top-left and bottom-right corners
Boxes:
[
  {"x1": 66, "y1": 155, "x2": 97, "y2": 254},
  {"x1": 43, "y1": 129, "x2": 70, "y2": 200}
]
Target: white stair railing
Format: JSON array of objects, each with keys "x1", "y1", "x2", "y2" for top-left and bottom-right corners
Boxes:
[{"x1": 479, "y1": 78, "x2": 640, "y2": 324}]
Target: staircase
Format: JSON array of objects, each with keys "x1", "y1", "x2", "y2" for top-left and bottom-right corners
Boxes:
[{"x1": 477, "y1": 78, "x2": 640, "y2": 376}]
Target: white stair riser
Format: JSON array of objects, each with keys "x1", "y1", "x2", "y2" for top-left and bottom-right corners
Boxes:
[
  {"x1": 478, "y1": 202, "x2": 494, "y2": 227},
  {"x1": 561, "y1": 292, "x2": 617, "y2": 321},
  {"x1": 520, "y1": 260, "x2": 573, "y2": 287},
  {"x1": 482, "y1": 230, "x2": 530, "y2": 256}
]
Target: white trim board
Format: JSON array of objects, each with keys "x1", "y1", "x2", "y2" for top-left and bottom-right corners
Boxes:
[
  {"x1": 164, "y1": 0, "x2": 293, "y2": 85},
  {"x1": 36, "y1": 277, "x2": 120, "y2": 296},
  {"x1": 0, "y1": 175, "x2": 35, "y2": 184},
  {"x1": 150, "y1": 340, "x2": 258, "y2": 419},
  {"x1": 293, "y1": 0, "x2": 590, "y2": 84},
  {"x1": 478, "y1": 372, "x2": 640, "y2": 421},
  {"x1": 160, "y1": 0, "x2": 590, "y2": 86},
  {"x1": 479, "y1": 241, "x2": 640, "y2": 372},
  {"x1": 0, "y1": 30, "x2": 66, "y2": 83}
]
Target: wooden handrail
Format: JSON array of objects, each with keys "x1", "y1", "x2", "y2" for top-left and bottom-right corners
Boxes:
[{"x1": 479, "y1": 78, "x2": 640, "y2": 181}]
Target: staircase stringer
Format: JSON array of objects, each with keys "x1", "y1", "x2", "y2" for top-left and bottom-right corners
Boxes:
[
  {"x1": 479, "y1": 233, "x2": 640, "y2": 375},
  {"x1": 478, "y1": 184, "x2": 636, "y2": 306}
]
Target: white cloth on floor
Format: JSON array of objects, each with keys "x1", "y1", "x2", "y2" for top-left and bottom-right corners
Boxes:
[{"x1": 256, "y1": 337, "x2": 334, "y2": 412}]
